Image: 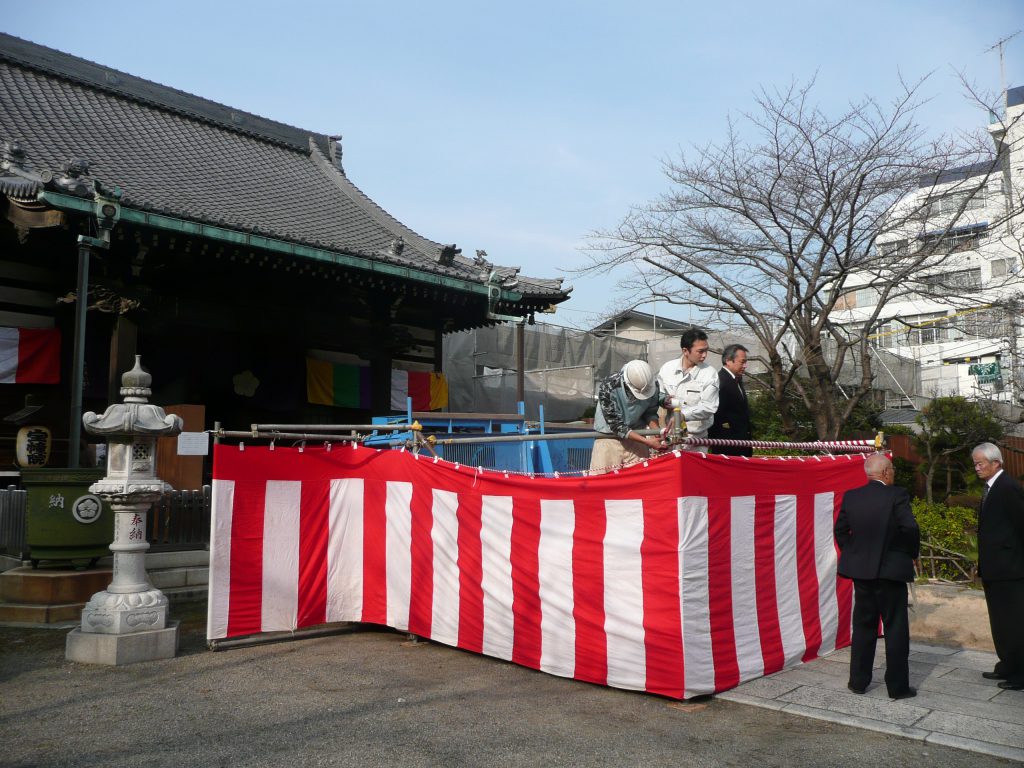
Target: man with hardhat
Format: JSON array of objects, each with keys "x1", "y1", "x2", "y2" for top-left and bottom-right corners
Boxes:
[{"x1": 590, "y1": 359, "x2": 665, "y2": 474}]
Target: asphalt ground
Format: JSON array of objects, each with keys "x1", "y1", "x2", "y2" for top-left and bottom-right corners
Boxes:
[{"x1": 1, "y1": 602, "x2": 1019, "y2": 768}]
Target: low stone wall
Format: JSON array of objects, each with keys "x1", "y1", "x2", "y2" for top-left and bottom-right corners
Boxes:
[{"x1": 910, "y1": 582, "x2": 992, "y2": 651}]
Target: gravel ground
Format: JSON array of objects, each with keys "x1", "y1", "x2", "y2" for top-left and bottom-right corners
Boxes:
[{"x1": 1, "y1": 603, "x2": 1017, "y2": 768}]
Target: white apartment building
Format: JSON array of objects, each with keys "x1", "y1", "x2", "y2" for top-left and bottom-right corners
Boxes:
[{"x1": 833, "y1": 85, "x2": 1024, "y2": 408}]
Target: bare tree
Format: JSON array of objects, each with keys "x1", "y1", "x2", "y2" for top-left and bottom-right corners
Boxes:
[{"x1": 586, "y1": 77, "x2": 1021, "y2": 439}]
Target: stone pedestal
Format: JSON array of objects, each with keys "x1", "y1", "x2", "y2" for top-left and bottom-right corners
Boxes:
[{"x1": 66, "y1": 621, "x2": 179, "y2": 665}]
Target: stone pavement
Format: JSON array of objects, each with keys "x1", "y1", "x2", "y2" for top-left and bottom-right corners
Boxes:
[{"x1": 719, "y1": 641, "x2": 1024, "y2": 763}]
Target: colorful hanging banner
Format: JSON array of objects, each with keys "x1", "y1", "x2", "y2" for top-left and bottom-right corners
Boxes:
[
  {"x1": 306, "y1": 358, "x2": 371, "y2": 409},
  {"x1": 0, "y1": 327, "x2": 60, "y2": 384},
  {"x1": 390, "y1": 369, "x2": 447, "y2": 411}
]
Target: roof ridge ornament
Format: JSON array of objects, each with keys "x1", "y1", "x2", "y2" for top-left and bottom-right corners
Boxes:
[
  {"x1": 328, "y1": 134, "x2": 344, "y2": 173},
  {"x1": 42, "y1": 157, "x2": 93, "y2": 195},
  {"x1": 1, "y1": 139, "x2": 41, "y2": 180},
  {"x1": 437, "y1": 243, "x2": 460, "y2": 266}
]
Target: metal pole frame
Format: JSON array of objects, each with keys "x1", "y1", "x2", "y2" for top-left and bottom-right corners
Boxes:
[{"x1": 68, "y1": 238, "x2": 92, "y2": 468}]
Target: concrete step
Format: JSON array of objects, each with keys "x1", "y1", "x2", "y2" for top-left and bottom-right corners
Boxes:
[
  {"x1": 0, "y1": 600, "x2": 84, "y2": 624},
  {"x1": 2, "y1": 549, "x2": 209, "y2": 575},
  {"x1": 0, "y1": 567, "x2": 111, "y2": 604},
  {"x1": 149, "y1": 565, "x2": 209, "y2": 590},
  {"x1": 97, "y1": 549, "x2": 209, "y2": 570},
  {"x1": 0, "y1": 550, "x2": 209, "y2": 626},
  {"x1": 162, "y1": 585, "x2": 208, "y2": 603}
]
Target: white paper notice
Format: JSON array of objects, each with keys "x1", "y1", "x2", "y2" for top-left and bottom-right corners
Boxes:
[{"x1": 176, "y1": 432, "x2": 209, "y2": 456}]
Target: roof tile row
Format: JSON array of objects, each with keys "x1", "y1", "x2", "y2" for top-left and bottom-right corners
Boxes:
[{"x1": 0, "y1": 34, "x2": 566, "y2": 300}]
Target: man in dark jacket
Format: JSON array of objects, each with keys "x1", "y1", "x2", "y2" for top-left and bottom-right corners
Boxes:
[
  {"x1": 708, "y1": 344, "x2": 752, "y2": 456},
  {"x1": 972, "y1": 442, "x2": 1024, "y2": 690},
  {"x1": 834, "y1": 453, "x2": 920, "y2": 699}
]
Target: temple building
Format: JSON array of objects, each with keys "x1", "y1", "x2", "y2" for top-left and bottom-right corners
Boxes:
[{"x1": 0, "y1": 34, "x2": 569, "y2": 468}]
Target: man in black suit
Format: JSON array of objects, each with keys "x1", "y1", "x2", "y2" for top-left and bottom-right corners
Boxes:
[
  {"x1": 972, "y1": 442, "x2": 1024, "y2": 691},
  {"x1": 834, "y1": 453, "x2": 920, "y2": 699},
  {"x1": 708, "y1": 344, "x2": 752, "y2": 456}
]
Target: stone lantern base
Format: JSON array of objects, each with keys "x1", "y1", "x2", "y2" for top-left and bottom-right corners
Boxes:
[
  {"x1": 80, "y1": 586, "x2": 170, "y2": 634},
  {"x1": 66, "y1": 621, "x2": 179, "y2": 665}
]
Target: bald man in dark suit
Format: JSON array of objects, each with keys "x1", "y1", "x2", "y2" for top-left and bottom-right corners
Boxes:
[{"x1": 834, "y1": 453, "x2": 920, "y2": 699}]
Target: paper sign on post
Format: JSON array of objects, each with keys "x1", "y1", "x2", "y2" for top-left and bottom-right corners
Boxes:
[{"x1": 177, "y1": 431, "x2": 209, "y2": 456}]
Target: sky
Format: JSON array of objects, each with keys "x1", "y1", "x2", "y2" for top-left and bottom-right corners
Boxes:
[{"x1": 3, "y1": 1, "x2": 1022, "y2": 329}]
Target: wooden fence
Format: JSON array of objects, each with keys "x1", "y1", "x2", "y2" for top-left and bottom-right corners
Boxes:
[{"x1": 887, "y1": 433, "x2": 1024, "y2": 480}]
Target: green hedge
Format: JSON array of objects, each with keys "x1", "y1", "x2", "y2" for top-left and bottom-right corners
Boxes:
[{"x1": 911, "y1": 498, "x2": 978, "y2": 581}]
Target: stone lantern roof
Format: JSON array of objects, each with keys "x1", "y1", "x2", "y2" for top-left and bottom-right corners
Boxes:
[{"x1": 82, "y1": 357, "x2": 183, "y2": 438}]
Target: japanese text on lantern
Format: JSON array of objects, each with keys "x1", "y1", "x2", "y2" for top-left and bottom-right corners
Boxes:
[{"x1": 129, "y1": 513, "x2": 144, "y2": 541}]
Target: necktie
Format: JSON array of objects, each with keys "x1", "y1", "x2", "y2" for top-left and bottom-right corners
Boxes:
[{"x1": 981, "y1": 483, "x2": 989, "y2": 508}]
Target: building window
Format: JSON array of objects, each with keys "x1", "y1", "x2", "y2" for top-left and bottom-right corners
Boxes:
[
  {"x1": 961, "y1": 308, "x2": 1007, "y2": 340},
  {"x1": 923, "y1": 188, "x2": 987, "y2": 218},
  {"x1": 918, "y1": 227, "x2": 986, "y2": 254},
  {"x1": 872, "y1": 320, "x2": 896, "y2": 349},
  {"x1": 899, "y1": 312, "x2": 949, "y2": 346},
  {"x1": 878, "y1": 239, "x2": 909, "y2": 259},
  {"x1": 990, "y1": 258, "x2": 1017, "y2": 280},
  {"x1": 919, "y1": 268, "x2": 982, "y2": 295},
  {"x1": 833, "y1": 284, "x2": 881, "y2": 310}
]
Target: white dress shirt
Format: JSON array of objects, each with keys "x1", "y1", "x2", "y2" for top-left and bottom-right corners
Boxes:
[{"x1": 656, "y1": 358, "x2": 720, "y2": 437}]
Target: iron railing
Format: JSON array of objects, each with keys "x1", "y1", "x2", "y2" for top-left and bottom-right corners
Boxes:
[
  {"x1": 0, "y1": 485, "x2": 27, "y2": 558},
  {"x1": 149, "y1": 486, "x2": 211, "y2": 551}
]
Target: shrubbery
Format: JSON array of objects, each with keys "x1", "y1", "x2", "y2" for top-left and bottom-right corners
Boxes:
[{"x1": 911, "y1": 498, "x2": 978, "y2": 581}]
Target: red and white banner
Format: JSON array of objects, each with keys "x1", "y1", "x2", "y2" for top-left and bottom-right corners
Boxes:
[
  {"x1": 0, "y1": 327, "x2": 60, "y2": 384},
  {"x1": 208, "y1": 444, "x2": 864, "y2": 699}
]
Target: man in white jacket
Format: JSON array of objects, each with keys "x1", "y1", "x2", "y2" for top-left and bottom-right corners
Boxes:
[{"x1": 657, "y1": 328, "x2": 719, "y2": 452}]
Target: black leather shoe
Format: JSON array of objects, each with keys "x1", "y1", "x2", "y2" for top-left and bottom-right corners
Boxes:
[
  {"x1": 982, "y1": 671, "x2": 1007, "y2": 680},
  {"x1": 997, "y1": 681, "x2": 1024, "y2": 690},
  {"x1": 890, "y1": 688, "x2": 917, "y2": 700},
  {"x1": 847, "y1": 683, "x2": 867, "y2": 694}
]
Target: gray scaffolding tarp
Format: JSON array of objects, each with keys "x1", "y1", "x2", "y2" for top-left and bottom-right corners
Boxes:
[{"x1": 444, "y1": 323, "x2": 647, "y2": 421}]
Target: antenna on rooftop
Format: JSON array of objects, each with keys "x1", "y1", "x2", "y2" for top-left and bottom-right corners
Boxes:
[{"x1": 986, "y1": 31, "x2": 1020, "y2": 111}]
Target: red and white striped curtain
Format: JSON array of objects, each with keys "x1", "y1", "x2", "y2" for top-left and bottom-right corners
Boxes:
[{"x1": 208, "y1": 445, "x2": 863, "y2": 699}]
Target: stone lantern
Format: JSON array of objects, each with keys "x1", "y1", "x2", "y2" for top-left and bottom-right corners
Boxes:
[{"x1": 65, "y1": 356, "x2": 183, "y2": 665}]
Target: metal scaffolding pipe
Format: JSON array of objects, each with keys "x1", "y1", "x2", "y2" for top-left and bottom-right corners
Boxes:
[
  {"x1": 431, "y1": 430, "x2": 611, "y2": 445},
  {"x1": 218, "y1": 429, "x2": 411, "y2": 443},
  {"x1": 250, "y1": 423, "x2": 418, "y2": 432}
]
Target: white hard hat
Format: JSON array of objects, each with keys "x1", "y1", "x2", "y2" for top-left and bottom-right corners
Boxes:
[{"x1": 622, "y1": 360, "x2": 655, "y2": 399}]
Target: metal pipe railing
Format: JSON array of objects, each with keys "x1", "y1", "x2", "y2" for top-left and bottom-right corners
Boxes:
[
  {"x1": 215, "y1": 424, "x2": 885, "y2": 455},
  {"x1": 250, "y1": 423, "x2": 419, "y2": 432}
]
